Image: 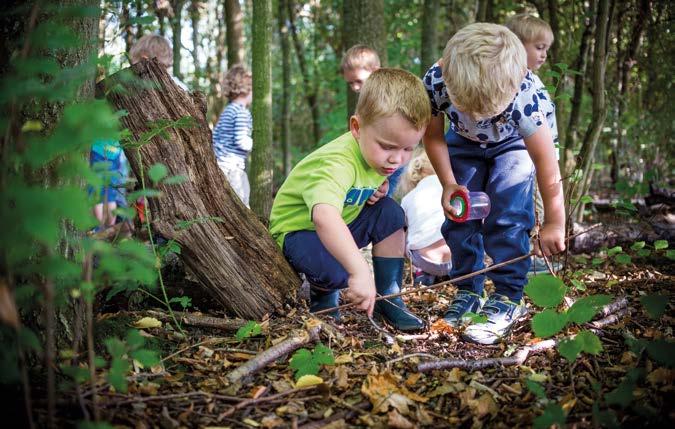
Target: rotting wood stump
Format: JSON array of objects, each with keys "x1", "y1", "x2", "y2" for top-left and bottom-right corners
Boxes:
[{"x1": 101, "y1": 59, "x2": 300, "y2": 319}]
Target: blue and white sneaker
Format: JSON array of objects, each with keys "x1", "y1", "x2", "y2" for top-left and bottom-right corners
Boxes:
[
  {"x1": 463, "y1": 294, "x2": 528, "y2": 344},
  {"x1": 443, "y1": 290, "x2": 484, "y2": 328}
]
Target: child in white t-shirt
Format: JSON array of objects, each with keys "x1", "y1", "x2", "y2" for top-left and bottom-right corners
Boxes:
[{"x1": 399, "y1": 150, "x2": 452, "y2": 285}]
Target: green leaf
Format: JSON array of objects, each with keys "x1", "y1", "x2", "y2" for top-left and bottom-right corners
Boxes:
[
  {"x1": 162, "y1": 174, "x2": 187, "y2": 185},
  {"x1": 666, "y1": 249, "x2": 675, "y2": 260},
  {"x1": 580, "y1": 195, "x2": 593, "y2": 204},
  {"x1": 131, "y1": 349, "x2": 160, "y2": 367},
  {"x1": 525, "y1": 379, "x2": 547, "y2": 399},
  {"x1": 125, "y1": 329, "x2": 145, "y2": 350},
  {"x1": 570, "y1": 279, "x2": 586, "y2": 291},
  {"x1": 637, "y1": 249, "x2": 651, "y2": 257},
  {"x1": 614, "y1": 253, "x2": 632, "y2": 265},
  {"x1": 104, "y1": 338, "x2": 126, "y2": 359},
  {"x1": 107, "y1": 358, "x2": 130, "y2": 393},
  {"x1": 605, "y1": 368, "x2": 644, "y2": 407},
  {"x1": 524, "y1": 275, "x2": 567, "y2": 308},
  {"x1": 531, "y1": 309, "x2": 568, "y2": 338},
  {"x1": 18, "y1": 327, "x2": 43, "y2": 353},
  {"x1": 533, "y1": 403, "x2": 566, "y2": 429},
  {"x1": 558, "y1": 336, "x2": 583, "y2": 361},
  {"x1": 591, "y1": 257, "x2": 604, "y2": 266},
  {"x1": 312, "y1": 344, "x2": 335, "y2": 365},
  {"x1": 592, "y1": 403, "x2": 620, "y2": 429},
  {"x1": 645, "y1": 340, "x2": 675, "y2": 367},
  {"x1": 169, "y1": 296, "x2": 192, "y2": 309},
  {"x1": 640, "y1": 295, "x2": 668, "y2": 319},
  {"x1": 148, "y1": 163, "x2": 168, "y2": 183},
  {"x1": 464, "y1": 311, "x2": 488, "y2": 324},
  {"x1": 566, "y1": 294, "x2": 613, "y2": 324},
  {"x1": 576, "y1": 330, "x2": 603, "y2": 355},
  {"x1": 654, "y1": 240, "x2": 668, "y2": 250},
  {"x1": 290, "y1": 348, "x2": 319, "y2": 379},
  {"x1": 607, "y1": 246, "x2": 623, "y2": 257},
  {"x1": 235, "y1": 321, "x2": 262, "y2": 341},
  {"x1": 630, "y1": 241, "x2": 646, "y2": 250}
]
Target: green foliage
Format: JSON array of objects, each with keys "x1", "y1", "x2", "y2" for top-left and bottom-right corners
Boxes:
[
  {"x1": 533, "y1": 403, "x2": 566, "y2": 429},
  {"x1": 235, "y1": 321, "x2": 263, "y2": 341},
  {"x1": 567, "y1": 295, "x2": 613, "y2": 324},
  {"x1": 463, "y1": 311, "x2": 488, "y2": 324},
  {"x1": 525, "y1": 379, "x2": 547, "y2": 399},
  {"x1": 524, "y1": 275, "x2": 567, "y2": 308},
  {"x1": 558, "y1": 330, "x2": 603, "y2": 362},
  {"x1": 102, "y1": 329, "x2": 160, "y2": 393},
  {"x1": 605, "y1": 368, "x2": 645, "y2": 408},
  {"x1": 639, "y1": 294, "x2": 668, "y2": 319},
  {"x1": 289, "y1": 343, "x2": 334, "y2": 380},
  {"x1": 531, "y1": 309, "x2": 568, "y2": 338}
]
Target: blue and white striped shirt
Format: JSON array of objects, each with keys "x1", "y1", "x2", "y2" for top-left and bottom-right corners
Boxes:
[{"x1": 212, "y1": 102, "x2": 253, "y2": 163}]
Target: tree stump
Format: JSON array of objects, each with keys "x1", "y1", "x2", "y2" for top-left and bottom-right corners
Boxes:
[{"x1": 101, "y1": 59, "x2": 299, "y2": 319}]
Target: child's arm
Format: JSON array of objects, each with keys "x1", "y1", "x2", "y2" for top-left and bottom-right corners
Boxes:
[
  {"x1": 312, "y1": 203, "x2": 376, "y2": 315},
  {"x1": 423, "y1": 115, "x2": 467, "y2": 218},
  {"x1": 523, "y1": 125, "x2": 566, "y2": 257},
  {"x1": 234, "y1": 109, "x2": 253, "y2": 151}
]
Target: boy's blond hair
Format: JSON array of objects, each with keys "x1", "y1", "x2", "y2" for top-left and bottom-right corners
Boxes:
[
  {"x1": 129, "y1": 34, "x2": 173, "y2": 68},
  {"x1": 222, "y1": 64, "x2": 252, "y2": 100},
  {"x1": 341, "y1": 45, "x2": 381, "y2": 73},
  {"x1": 505, "y1": 14, "x2": 554, "y2": 45},
  {"x1": 397, "y1": 149, "x2": 435, "y2": 197},
  {"x1": 441, "y1": 23, "x2": 527, "y2": 119},
  {"x1": 356, "y1": 68, "x2": 431, "y2": 131}
]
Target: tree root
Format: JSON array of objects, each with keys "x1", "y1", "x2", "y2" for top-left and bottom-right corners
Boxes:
[{"x1": 226, "y1": 322, "x2": 322, "y2": 384}]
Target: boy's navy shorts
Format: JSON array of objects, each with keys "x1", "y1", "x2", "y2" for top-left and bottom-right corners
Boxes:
[{"x1": 282, "y1": 197, "x2": 405, "y2": 291}]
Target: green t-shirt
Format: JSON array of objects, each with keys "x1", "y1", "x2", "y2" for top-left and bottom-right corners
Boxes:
[{"x1": 269, "y1": 132, "x2": 385, "y2": 248}]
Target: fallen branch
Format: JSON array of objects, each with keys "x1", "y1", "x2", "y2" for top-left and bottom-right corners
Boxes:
[
  {"x1": 218, "y1": 386, "x2": 320, "y2": 420},
  {"x1": 226, "y1": 322, "x2": 322, "y2": 384},
  {"x1": 597, "y1": 297, "x2": 628, "y2": 318},
  {"x1": 417, "y1": 297, "x2": 628, "y2": 373},
  {"x1": 145, "y1": 309, "x2": 247, "y2": 332}
]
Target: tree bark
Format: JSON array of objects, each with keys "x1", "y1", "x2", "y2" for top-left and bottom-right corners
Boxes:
[
  {"x1": 342, "y1": 0, "x2": 387, "y2": 115},
  {"x1": 135, "y1": 0, "x2": 144, "y2": 39},
  {"x1": 122, "y1": 1, "x2": 134, "y2": 55},
  {"x1": 546, "y1": 0, "x2": 560, "y2": 66},
  {"x1": 420, "y1": 0, "x2": 439, "y2": 76},
  {"x1": 189, "y1": 0, "x2": 200, "y2": 89},
  {"x1": 279, "y1": 0, "x2": 292, "y2": 176},
  {"x1": 250, "y1": 0, "x2": 274, "y2": 220},
  {"x1": 102, "y1": 60, "x2": 299, "y2": 319},
  {"x1": 225, "y1": 0, "x2": 244, "y2": 66},
  {"x1": 574, "y1": 0, "x2": 612, "y2": 222},
  {"x1": 170, "y1": 0, "x2": 184, "y2": 80}
]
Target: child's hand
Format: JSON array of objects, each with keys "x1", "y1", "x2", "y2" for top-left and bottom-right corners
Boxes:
[
  {"x1": 441, "y1": 183, "x2": 469, "y2": 218},
  {"x1": 535, "y1": 223, "x2": 566, "y2": 257},
  {"x1": 344, "y1": 269, "x2": 376, "y2": 316},
  {"x1": 367, "y1": 180, "x2": 389, "y2": 205}
]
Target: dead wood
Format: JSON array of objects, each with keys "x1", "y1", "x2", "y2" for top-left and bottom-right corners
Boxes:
[
  {"x1": 145, "y1": 309, "x2": 247, "y2": 332},
  {"x1": 570, "y1": 220, "x2": 671, "y2": 253},
  {"x1": 226, "y1": 322, "x2": 322, "y2": 384},
  {"x1": 101, "y1": 59, "x2": 300, "y2": 319}
]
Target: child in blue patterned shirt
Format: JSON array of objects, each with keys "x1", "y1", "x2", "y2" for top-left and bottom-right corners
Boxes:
[
  {"x1": 213, "y1": 65, "x2": 253, "y2": 207},
  {"x1": 422, "y1": 23, "x2": 565, "y2": 344}
]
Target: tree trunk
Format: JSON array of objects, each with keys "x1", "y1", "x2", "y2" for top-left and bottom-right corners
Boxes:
[
  {"x1": 170, "y1": 0, "x2": 184, "y2": 80},
  {"x1": 574, "y1": 0, "x2": 613, "y2": 222},
  {"x1": 475, "y1": 0, "x2": 493, "y2": 22},
  {"x1": 279, "y1": 0, "x2": 292, "y2": 176},
  {"x1": 561, "y1": 0, "x2": 595, "y2": 178},
  {"x1": 287, "y1": 0, "x2": 321, "y2": 144},
  {"x1": 189, "y1": 0, "x2": 200, "y2": 89},
  {"x1": 250, "y1": 0, "x2": 274, "y2": 219},
  {"x1": 225, "y1": 0, "x2": 244, "y2": 66},
  {"x1": 122, "y1": 1, "x2": 134, "y2": 54},
  {"x1": 546, "y1": 0, "x2": 560, "y2": 66},
  {"x1": 342, "y1": 0, "x2": 387, "y2": 115},
  {"x1": 135, "y1": 0, "x2": 144, "y2": 39},
  {"x1": 102, "y1": 59, "x2": 299, "y2": 319},
  {"x1": 420, "y1": 0, "x2": 439, "y2": 76}
]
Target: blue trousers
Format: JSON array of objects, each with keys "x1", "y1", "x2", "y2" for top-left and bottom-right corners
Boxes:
[
  {"x1": 283, "y1": 197, "x2": 405, "y2": 290},
  {"x1": 442, "y1": 129, "x2": 535, "y2": 301}
]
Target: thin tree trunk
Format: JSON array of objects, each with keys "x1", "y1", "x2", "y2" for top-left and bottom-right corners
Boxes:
[
  {"x1": 546, "y1": 0, "x2": 560, "y2": 66},
  {"x1": 250, "y1": 0, "x2": 273, "y2": 219},
  {"x1": 122, "y1": 1, "x2": 133, "y2": 54},
  {"x1": 279, "y1": 0, "x2": 292, "y2": 176},
  {"x1": 225, "y1": 0, "x2": 244, "y2": 66},
  {"x1": 574, "y1": 0, "x2": 613, "y2": 222},
  {"x1": 170, "y1": 0, "x2": 184, "y2": 79},
  {"x1": 342, "y1": 0, "x2": 386, "y2": 115},
  {"x1": 561, "y1": 0, "x2": 595, "y2": 178},
  {"x1": 135, "y1": 0, "x2": 143, "y2": 39},
  {"x1": 475, "y1": 0, "x2": 493, "y2": 21},
  {"x1": 189, "y1": 0, "x2": 200, "y2": 89},
  {"x1": 287, "y1": 0, "x2": 321, "y2": 143},
  {"x1": 420, "y1": 0, "x2": 439, "y2": 76}
]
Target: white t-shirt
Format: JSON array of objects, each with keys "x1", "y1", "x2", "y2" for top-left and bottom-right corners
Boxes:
[{"x1": 401, "y1": 175, "x2": 446, "y2": 251}]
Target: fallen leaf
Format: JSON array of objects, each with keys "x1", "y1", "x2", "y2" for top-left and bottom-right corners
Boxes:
[
  {"x1": 295, "y1": 374, "x2": 324, "y2": 388},
  {"x1": 361, "y1": 370, "x2": 427, "y2": 415},
  {"x1": 561, "y1": 394, "x2": 577, "y2": 413},
  {"x1": 242, "y1": 418, "x2": 260, "y2": 427},
  {"x1": 334, "y1": 353, "x2": 353, "y2": 364},
  {"x1": 250, "y1": 385, "x2": 267, "y2": 399},
  {"x1": 447, "y1": 367, "x2": 463, "y2": 383},
  {"x1": 405, "y1": 373, "x2": 422, "y2": 386},
  {"x1": 467, "y1": 392, "x2": 498, "y2": 418},
  {"x1": 647, "y1": 367, "x2": 675, "y2": 386},
  {"x1": 133, "y1": 317, "x2": 162, "y2": 329},
  {"x1": 334, "y1": 365, "x2": 349, "y2": 389},
  {"x1": 260, "y1": 414, "x2": 284, "y2": 429},
  {"x1": 430, "y1": 318, "x2": 456, "y2": 335},
  {"x1": 388, "y1": 409, "x2": 414, "y2": 428},
  {"x1": 428, "y1": 382, "x2": 466, "y2": 397}
]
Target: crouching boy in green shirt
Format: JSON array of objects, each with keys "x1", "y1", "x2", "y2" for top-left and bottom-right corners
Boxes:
[{"x1": 269, "y1": 69, "x2": 430, "y2": 331}]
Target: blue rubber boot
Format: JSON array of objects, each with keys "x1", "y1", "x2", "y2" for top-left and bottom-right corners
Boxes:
[
  {"x1": 373, "y1": 257, "x2": 425, "y2": 332},
  {"x1": 309, "y1": 287, "x2": 341, "y2": 321}
]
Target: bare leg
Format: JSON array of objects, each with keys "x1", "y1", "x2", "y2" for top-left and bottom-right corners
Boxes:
[{"x1": 372, "y1": 228, "x2": 405, "y2": 258}]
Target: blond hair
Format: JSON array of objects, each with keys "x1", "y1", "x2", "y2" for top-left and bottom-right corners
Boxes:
[
  {"x1": 356, "y1": 68, "x2": 431, "y2": 131},
  {"x1": 505, "y1": 14, "x2": 554, "y2": 45},
  {"x1": 221, "y1": 64, "x2": 252, "y2": 100},
  {"x1": 341, "y1": 45, "x2": 381, "y2": 73},
  {"x1": 129, "y1": 34, "x2": 173, "y2": 68},
  {"x1": 441, "y1": 23, "x2": 527, "y2": 119},
  {"x1": 396, "y1": 149, "x2": 435, "y2": 197}
]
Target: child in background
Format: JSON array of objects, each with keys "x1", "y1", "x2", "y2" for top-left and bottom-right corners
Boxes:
[
  {"x1": 399, "y1": 150, "x2": 452, "y2": 286},
  {"x1": 129, "y1": 34, "x2": 188, "y2": 90},
  {"x1": 423, "y1": 23, "x2": 565, "y2": 344},
  {"x1": 269, "y1": 68, "x2": 430, "y2": 332},
  {"x1": 212, "y1": 65, "x2": 253, "y2": 207},
  {"x1": 505, "y1": 13, "x2": 561, "y2": 274},
  {"x1": 341, "y1": 45, "x2": 403, "y2": 197},
  {"x1": 89, "y1": 139, "x2": 127, "y2": 229}
]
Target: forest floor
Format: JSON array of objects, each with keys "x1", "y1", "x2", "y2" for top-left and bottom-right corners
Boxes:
[{"x1": 56, "y1": 247, "x2": 673, "y2": 428}]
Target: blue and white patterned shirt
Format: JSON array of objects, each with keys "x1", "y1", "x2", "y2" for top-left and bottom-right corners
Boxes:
[
  {"x1": 423, "y1": 63, "x2": 558, "y2": 145},
  {"x1": 212, "y1": 102, "x2": 253, "y2": 163}
]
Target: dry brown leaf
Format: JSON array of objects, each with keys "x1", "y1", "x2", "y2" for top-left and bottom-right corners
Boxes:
[
  {"x1": 334, "y1": 353, "x2": 353, "y2": 364},
  {"x1": 447, "y1": 367, "x2": 463, "y2": 383},
  {"x1": 387, "y1": 409, "x2": 415, "y2": 429},
  {"x1": 405, "y1": 373, "x2": 422, "y2": 386},
  {"x1": 361, "y1": 370, "x2": 428, "y2": 415},
  {"x1": 647, "y1": 367, "x2": 675, "y2": 386},
  {"x1": 250, "y1": 385, "x2": 267, "y2": 399},
  {"x1": 334, "y1": 365, "x2": 350, "y2": 389},
  {"x1": 320, "y1": 419, "x2": 348, "y2": 429},
  {"x1": 561, "y1": 393, "x2": 577, "y2": 413},
  {"x1": 133, "y1": 316, "x2": 162, "y2": 329},
  {"x1": 261, "y1": 414, "x2": 284, "y2": 429},
  {"x1": 430, "y1": 318, "x2": 456, "y2": 335},
  {"x1": 415, "y1": 405, "x2": 434, "y2": 425},
  {"x1": 467, "y1": 392, "x2": 498, "y2": 418}
]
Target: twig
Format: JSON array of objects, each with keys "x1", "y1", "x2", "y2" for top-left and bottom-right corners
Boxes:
[
  {"x1": 597, "y1": 297, "x2": 628, "y2": 318},
  {"x1": 145, "y1": 309, "x2": 248, "y2": 332},
  {"x1": 385, "y1": 353, "x2": 439, "y2": 366},
  {"x1": 367, "y1": 315, "x2": 395, "y2": 345},
  {"x1": 106, "y1": 390, "x2": 240, "y2": 406},
  {"x1": 588, "y1": 308, "x2": 630, "y2": 329},
  {"x1": 315, "y1": 225, "x2": 600, "y2": 316},
  {"x1": 218, "y1": 386, "x2": 319, "y2": 420},
  {"x1": 83, "y1": 254, "x2": 100, "y2": 421},
  {"x1": 44, "y1": 277, "x2": 56, "y2": 429},
  {"x1": 226, "y1": 323, "x2": 322, "y2": 384}
]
